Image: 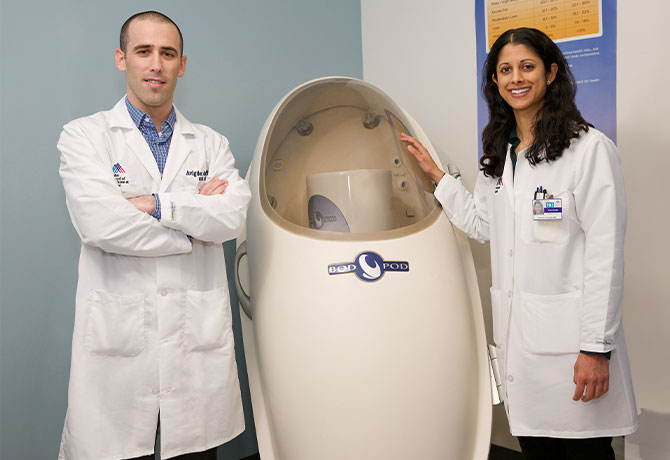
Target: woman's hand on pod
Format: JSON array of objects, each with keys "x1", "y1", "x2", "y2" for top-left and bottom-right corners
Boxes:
[{"x1": 400, "y1": 133, "x2": 445, "y2": 184}]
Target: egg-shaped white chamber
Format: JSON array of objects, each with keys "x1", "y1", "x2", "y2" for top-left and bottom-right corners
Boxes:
[{"x1": 238, "y1": 77, "x2": 492, "y2": 460}]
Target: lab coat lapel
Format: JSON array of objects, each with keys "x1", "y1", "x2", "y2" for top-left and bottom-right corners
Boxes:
[
  {"x1": 126, "y1": 129, "x2": 163, "y2": 184},
  {"x1": 109, "y1": 98, "x2": 162, "y2": 184},
  {"x1": 160, "y1": 109, "x2": 194, "y2": 192},
  {"x1": 502, "y1": 146, "x2": 515, "y2": 211}
]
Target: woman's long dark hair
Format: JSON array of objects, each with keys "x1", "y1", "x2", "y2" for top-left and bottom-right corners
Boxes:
[{"x1": 480, "y1": 28, "x2": 591, "y2": 177}]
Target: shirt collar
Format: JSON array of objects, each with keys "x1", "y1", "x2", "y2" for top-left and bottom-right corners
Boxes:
[
  {"x1": 508, "y1": 129, "x2": 521, "y2": 174},
  {"x1": 125, "y1": 97, "x2": 176, "y2": 133},
  {"x1": 508, "y1": 129, "x2": 520, "y2": 148}
]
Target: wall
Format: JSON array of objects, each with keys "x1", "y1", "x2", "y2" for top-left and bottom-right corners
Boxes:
[
  {"x1": 0, "y1": 1, "x2": 362, "y2": 459},
  {"x1": 617, "y1": 1, "x2": 670, "y2": 458},
  {"x1": 361, "y1": 0, "x2": 670, "y2": 457}
]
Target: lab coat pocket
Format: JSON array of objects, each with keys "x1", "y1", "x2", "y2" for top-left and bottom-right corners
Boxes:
[
  {"x1": 489, "y1": 287, "x2": 508, "y2": 347},
  {"x1": 84, "y1": 290, "x2": 145, "y2": 356},
  {"x1": 520, "y1": 290, "x2": 581, "y2": 354},
  {"x1": 184, "y1": 287, "x2": 231, "y2": 352},
  {"x1": 522, "y1": 191, "x2": 570, "y2": 244}
]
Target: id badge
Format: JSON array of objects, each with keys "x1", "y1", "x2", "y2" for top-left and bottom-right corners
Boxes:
[{"x1": 533, "y1": 198, "x2": 562, "y2": 221}]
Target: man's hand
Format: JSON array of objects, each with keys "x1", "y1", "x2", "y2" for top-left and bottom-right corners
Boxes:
[
  {"x1": 126, "y1": 177, "x2": 228, "y2": 214},
  {"x1": 573, "y1": 353, "x2": 610, "y2": 402},
  {"x1": 127, "y1": 195, "x2": 156, "y2": 214},
  {"x1": 199, "y1": 177, "x2": 228, "y2": 196}
]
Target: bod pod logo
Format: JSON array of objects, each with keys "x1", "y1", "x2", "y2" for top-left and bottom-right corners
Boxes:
[{"x1": 328, "y1": 251, "x2": 409, "y2": 282}]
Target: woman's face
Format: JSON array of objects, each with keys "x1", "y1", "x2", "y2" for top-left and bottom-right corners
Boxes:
[{"x1": 492, "y1": 43, "x2": 558, "y2": 119}]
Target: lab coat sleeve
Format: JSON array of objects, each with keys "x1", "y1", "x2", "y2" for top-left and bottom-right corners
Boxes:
[
  {"x1": 158, "y1": 133, "x2": 251, "y2": 244},
  {"x1": 572, "y1": 132, "x2": 626, "y2": 353},
  {"x1": 58, "y1": 121, "x2": 193, "y2": 257},
  {"x1": 433, "y1": 172, "x2": 490, "y2": 243}
]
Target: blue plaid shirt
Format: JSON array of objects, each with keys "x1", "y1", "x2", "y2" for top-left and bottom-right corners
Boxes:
[{"x1": 125, "y1": 97, "x2": 177, "y2": 219}]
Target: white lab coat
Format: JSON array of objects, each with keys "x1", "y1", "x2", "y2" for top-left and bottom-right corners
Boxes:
[
  {"x1": 435, "y1": 128, "x2": 637, "y2": 437},
  {"x1": 58, "y1": 98, "x2": 251, "y2": 459}
]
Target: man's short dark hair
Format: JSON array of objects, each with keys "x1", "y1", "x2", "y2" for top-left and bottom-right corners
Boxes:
[{"x1": 120, "y1": 11, "x2": 183, "y2": 56}]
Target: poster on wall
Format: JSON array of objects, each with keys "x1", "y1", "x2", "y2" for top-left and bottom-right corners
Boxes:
[{"x1": 475, "y1": 0, "x2": 617, "y2": 159}]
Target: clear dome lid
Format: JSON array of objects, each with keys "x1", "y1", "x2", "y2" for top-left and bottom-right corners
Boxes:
[{"x1": 259, "y1": 78, "x2": 439, "y2": 239}]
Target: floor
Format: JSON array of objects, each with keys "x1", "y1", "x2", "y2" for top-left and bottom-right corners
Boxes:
[
  {"x1": 487, "y1": 439, "x2": 626, "y2": 460},
  {"x1": 488, "y1": 444, "x2": 523, "y2": 459},
  {"x1": 240, "y1": 444, "x2": 523, "y2": 460},
  {"x1": 242, "y1": 440, "x2": 625, "y2": 459}
]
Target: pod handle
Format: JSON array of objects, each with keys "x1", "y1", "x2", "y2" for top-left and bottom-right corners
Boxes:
[{"x1": 234, "y1": 240, "x2": 252, "y2": 319}]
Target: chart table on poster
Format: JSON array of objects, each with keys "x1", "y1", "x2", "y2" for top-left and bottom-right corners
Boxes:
[{"x1": 486, "y1": 0, "x2": 601, "y2": 49}]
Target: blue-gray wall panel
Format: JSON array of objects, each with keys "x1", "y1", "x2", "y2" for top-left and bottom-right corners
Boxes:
[{"x1": 0, "y1": 1, "x2": 362, "y2": 458}]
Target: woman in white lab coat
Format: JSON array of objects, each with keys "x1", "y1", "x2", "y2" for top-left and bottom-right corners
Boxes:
[{"x1": 402, "y1": 27, "x2": 637, "y2": 459}]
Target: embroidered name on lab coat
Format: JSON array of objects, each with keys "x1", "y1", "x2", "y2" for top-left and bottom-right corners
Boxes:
[{"x1": 186, "y1": 169, "x2": 209, "y2": 181}]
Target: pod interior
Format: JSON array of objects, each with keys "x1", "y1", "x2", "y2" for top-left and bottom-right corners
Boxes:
[{"x1": 260, "y1": 78, "x2": 439, "y2": 238}]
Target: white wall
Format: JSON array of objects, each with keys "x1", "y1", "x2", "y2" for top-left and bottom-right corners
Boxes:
[
  {"x1": 618, "y1": 1, "x2": 670, "y2": 458},
  {"x1": 362, "y1": 0, "x2": 670, "y2": 457}
]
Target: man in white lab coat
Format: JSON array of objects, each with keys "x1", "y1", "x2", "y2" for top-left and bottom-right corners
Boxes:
[{"x1": 58, "y1": 11, "x2": 251, "y2": 460}]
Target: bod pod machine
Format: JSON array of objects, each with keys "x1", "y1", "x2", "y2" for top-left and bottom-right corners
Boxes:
[{"x1": 235, "y1": 77, "x2": 494, "y2": 459}]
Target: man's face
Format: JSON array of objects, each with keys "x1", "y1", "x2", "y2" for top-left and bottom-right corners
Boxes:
[{"x1": 115, "y1": 19, "x2": 186, "y2": 116}]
